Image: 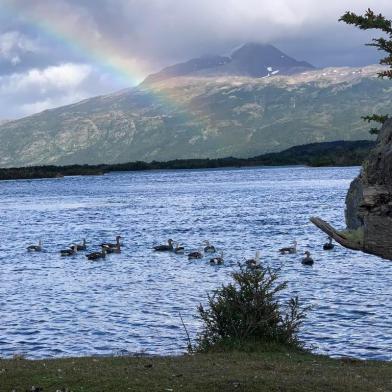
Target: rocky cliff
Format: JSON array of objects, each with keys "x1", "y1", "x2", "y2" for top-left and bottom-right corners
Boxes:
[{"x1": 312, "y1": 119, "x2": 392, "y2": 260}]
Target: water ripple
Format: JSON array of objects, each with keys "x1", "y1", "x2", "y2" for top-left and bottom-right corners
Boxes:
[{"x1": 0, "y1": 166, "x2": 391, "y2": 360}]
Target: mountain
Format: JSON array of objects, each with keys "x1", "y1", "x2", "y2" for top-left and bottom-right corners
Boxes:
[
  {"x1": 143, "y1": 43, "x2": 314, "y2": 84},
  {"x1": 0, "y1": 44, "x2": 390, "y2": 168}
]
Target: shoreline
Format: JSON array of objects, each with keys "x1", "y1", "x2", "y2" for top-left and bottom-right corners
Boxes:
[
  {"x1": 0, "y1": 140, "x2": 374, "y2": 181},
  {"x1": 2, "y1": 347, "x2": 391, "y2": 391}
]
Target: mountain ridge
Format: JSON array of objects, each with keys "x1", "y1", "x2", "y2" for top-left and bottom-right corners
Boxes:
[
  {"x1": 143, "y1": 43, "x2": 315, "y2": 84},
  {"x1": 0, "y1": 44, "x2": 388, "y2": 168}
]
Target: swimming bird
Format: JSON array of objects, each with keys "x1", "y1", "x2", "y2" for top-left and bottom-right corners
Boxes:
[
  {"x1": 323, "y1": 236, "x2": 334, "y2": 250},
  {"x1": 279, "y1": 240, "x2": 297, "y2": 254},
  {"x1": 203, "y1": 240, "x2": 216, "y2": 253},
  {"x1": 103, "y1": 242, "x2": 121, "y2": 254},
  {"x1": 60, "y1": 245, "x2": 78, "y2": 257},
  {"x1": 302, "y1": 251, "x2": 314, "y2": 266},
  {"x1": 27, "y1": 240, "x2": 42, "y2": 252},
  {"x1": 174, "y1": 242, "x2": 185, "y2": 254},
  {"x1": 154, "y1": 239, "x2": 174, "y2": 252},
  {"x1": 188, "y1": 249, "x2": 203, "y2": 260},
  {"x1": 210, "y1": 251, "x2": 224, "y2": 265},
  {"x1": 101, "y1": 236, "x2": 122, "y2": 250},
  {"x1": 75, "y1": 238, "x2": 87, "y2": 251},
  {"x1": 86, "y1": 246, "x2": 107, "y2": 261},
  {"x1": 246, "y1": 251, "x2": 261, "y2": 269}
]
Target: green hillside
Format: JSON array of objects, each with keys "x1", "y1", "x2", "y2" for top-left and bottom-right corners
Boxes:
[{"x1": 0, "y1": 66, "x2": 386, "y2": 167}]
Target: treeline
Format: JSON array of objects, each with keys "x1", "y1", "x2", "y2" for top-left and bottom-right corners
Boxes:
[{"x1": 0, "y1": 140, "x2": 375, "y2": 181}]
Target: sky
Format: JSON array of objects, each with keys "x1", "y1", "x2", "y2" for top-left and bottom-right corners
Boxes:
[{"x1": 0, "y1": 0, "x2": 391, "y2": 119}]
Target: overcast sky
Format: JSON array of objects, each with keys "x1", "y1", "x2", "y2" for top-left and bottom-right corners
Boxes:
[{"x1": 0, "y1": 0, "x2": 391, "y2": 119}]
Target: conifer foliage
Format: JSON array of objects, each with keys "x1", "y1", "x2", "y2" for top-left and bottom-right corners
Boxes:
[{"x1": 340, "y1": 9, "x2": 392, "y2": 133}]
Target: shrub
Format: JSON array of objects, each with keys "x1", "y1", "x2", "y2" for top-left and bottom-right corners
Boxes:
[{"x1": 194, "y1": 263, "x2": 307, "y2": 352}]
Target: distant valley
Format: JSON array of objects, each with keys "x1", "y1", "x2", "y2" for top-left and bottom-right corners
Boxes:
[{"x1": 0, "y1": 43, "x2": 387, "y2": 168}]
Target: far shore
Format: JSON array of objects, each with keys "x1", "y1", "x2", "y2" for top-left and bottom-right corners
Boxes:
[{"x1": 0, "y1": 140, "x2": 374, "y2": 181}]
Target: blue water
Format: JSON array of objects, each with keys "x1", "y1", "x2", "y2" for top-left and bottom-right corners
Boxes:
[{"x1": 0, "y1": 166, "x2": 391, "y2": 360}]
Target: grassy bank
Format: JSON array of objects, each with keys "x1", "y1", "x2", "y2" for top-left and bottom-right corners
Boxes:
[{"x1": 2, "y1": 348, "x2": 391, "y2": 391}]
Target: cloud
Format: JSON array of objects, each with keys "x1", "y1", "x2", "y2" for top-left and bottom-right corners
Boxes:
[
  {"x1": 0, "y1": 31, "x2": 42, "y2": 65},
  {"x1": 0, "y1": 63, "x2": 120, "y2": 117},
  {"x1": 0, "y1": 63, "x2": 91, "y2": 93},
  {"x1": 1, "y1": 0, "x2": 392, "y2": 118}
]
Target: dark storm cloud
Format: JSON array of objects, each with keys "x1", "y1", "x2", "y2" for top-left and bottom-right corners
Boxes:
[{"x1": 1, "y1": 0, "x2": 392, "y2": 118}]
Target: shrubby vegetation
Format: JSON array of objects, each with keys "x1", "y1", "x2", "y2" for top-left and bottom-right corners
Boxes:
[
  {"x1": 0, "y1": 140, "x2": 374, "y2": 181},
  {"x1": 194, "y1": 264, "x2": 307, "y2": 352}
]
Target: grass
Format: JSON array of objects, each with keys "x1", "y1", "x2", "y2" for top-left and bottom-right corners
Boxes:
[{"x1": 2, "y1": 346, "x2": 391, "y2": 391}]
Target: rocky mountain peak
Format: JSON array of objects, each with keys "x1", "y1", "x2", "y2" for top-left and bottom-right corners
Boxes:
[{"x1": 143, "y1": 43, "x2": 315, "y2": 84}]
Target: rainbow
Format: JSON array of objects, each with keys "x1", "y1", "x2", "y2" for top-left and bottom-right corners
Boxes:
[
  {"x1": 2, "y1": 0, "x2": 157, "y2": 88},
  {"x1": 1, "y1": 0, "x2": 205, "y2": 123}
]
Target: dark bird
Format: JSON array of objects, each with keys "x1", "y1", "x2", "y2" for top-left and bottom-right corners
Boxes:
[
  {"x1": 154, "y1": 239, "x2": 174, "y2": 251},
  {"x1": 75, "y1": 238, "x2": 87, "y2": 251},
  {"x1": 27, "y1": 240, "x2": 42, "y2": 252},
  {"x1": 245, "y1": 251, "x2": 261, "y2": 269},
  {"x1": 103, "y1": 242, "x2": 121, "y2": 254},
  {"x1": 86, "y1": 246, "x2": 107, "y2": 261},
  {"x1": 203, "y1": 240, "x2": 216, "y2": 253},
  {"x1": 101, "y1": 235, "x2": 122, "y2": 250},
  {"x1": 301, "y1": 251, "x2": 314, "y2": 266},
  {"x1": 188, "y1": 249, "x2": 203, "y2": 260},
  {"x1": 174, "y1": 242, "x2": 185, "y2": 254},
  {"x1": 60, "y1": 245, "x2": 78, "y2": 257},
  {"x1": 279, "y1": 240, "x2": 297, "y2": 254},
  {"x1": 323, "y1": 236, "x2": 334, "y2": 250},
  {"x1": 210, "y1": 251, "x2": 224, "y2": 265}
]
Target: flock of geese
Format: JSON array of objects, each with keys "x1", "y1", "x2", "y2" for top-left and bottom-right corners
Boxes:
[
  {"x1": 154, "y1": 240, "x2": 225, "y2": 265},
  {"x1": 27, "y1": 236, "x2": 122, "y2": 261},
  {"x1": 152, "y1": 236, "x2": 335, "y2": 267},
  {"x1": 26, "y1": 236, "x2": 335, "y2": 266}
]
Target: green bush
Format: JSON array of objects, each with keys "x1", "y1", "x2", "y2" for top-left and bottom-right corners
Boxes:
[{"x1": 195, "y1": 264, "x2": 307, "y2": 352}]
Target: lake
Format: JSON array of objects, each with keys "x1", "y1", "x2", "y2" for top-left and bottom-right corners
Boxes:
[{"x1": 0, "y1": 166, "x2": 391, "y2": 360}]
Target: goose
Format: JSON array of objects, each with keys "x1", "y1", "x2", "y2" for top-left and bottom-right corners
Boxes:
[
  {"x1": 203, "y1": 240, "x2": 216, "y2": 253},
  {"x1": 323, "y1": 236, "x2": 334, "y2": 250},
  {"x1": 101, "y1": 236, "x2": 122, "y2": 250},
  {"x1": 27, "y1": 240, "x2": 42, "y2": 252},
  {"x1": 279, "y1": 240, "x2": 297, "y2": 254},
  {"x1": 103, "y1": 242, "x2": 121, "y2": 254},
  {"x1": 246, "y1": 251, "x2": 261, "y2": 269},
  {"x1": 210, "y1": 251, "x2": 224, "y2": 265},
  {"x1": 302, "y1": 251, "x2": 314, "y2": 266},
  {"x1": 188, "y1": 249, "x2": 203, "y2": 260},
  {"x1": 86, "y1": 246, "x2": 107, "y2": 261},
  {"x1": 75, "y1": 238, "x2": 87, "y2": 251},
  {"x1": 60, "y1": 245, "x2": 78, "y2": 257},
  {"x1": 174, "y1": 242, "x2": 185, "y2": 254},
  {"x1": 154, "y1": 239, "x2": 174, "y2": 252}
]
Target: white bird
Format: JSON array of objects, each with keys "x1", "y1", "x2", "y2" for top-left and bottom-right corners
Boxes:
[
  {"x1": 27, "y1": 240, "x2": 42, "y2": 252},
  {"x1": 279, "y1": 240, "x2": 297, "y2": 254}
]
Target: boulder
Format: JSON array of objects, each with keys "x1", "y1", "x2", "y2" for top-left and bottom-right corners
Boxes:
[{"x1": 311, "y1": 119, "x2": 392, "y2": 260}]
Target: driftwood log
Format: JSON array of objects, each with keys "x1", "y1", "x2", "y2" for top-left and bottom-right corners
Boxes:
[
  {"x1": 310, "y1": 119, "x2": 392, "y2": 261},
  {"x1": 309, "y1": 217, "x2": 362, "y2": 252}
]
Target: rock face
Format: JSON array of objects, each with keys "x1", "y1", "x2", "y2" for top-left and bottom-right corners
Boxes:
[
  {"x1": 313, "y1": 119, "x2": 392, "y2": 260},
  {"x1": 344, "y1": 119, "x2": 392, "y2": 259}
]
